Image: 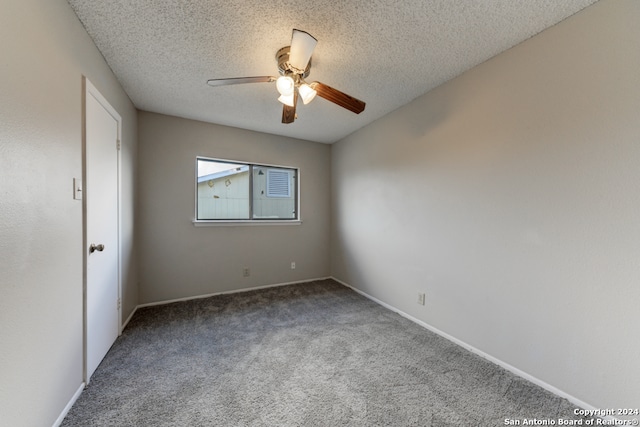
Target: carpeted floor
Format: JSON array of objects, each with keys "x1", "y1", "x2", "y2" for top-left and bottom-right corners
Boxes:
[{"x1": 62, "y1": 279, "x2": 588, "y2": 426}]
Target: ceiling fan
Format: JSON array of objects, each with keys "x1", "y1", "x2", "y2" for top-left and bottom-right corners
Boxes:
[{"x1": 207, "y1": 29, "x2": 366, "y2": 124}]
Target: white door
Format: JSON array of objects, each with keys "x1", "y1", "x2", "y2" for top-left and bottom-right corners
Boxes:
[{"x1": 85, "y1": 79, "x2": 121, "y2": 382}]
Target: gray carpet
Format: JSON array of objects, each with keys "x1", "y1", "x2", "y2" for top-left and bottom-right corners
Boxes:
[{"x1": 62, "y1": 279, "x2": 588, "y2": 426}]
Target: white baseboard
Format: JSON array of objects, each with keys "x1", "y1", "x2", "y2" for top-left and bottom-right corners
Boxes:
[
  {"x1": 330, "y1": 276, "x2": 611, "y2": 419},
  {"x1": 52, "y1": 382, "x2": 85, "y2": 427},
  {"x1": 134, "y1": 277, "x2": 332, "y2": 310}
]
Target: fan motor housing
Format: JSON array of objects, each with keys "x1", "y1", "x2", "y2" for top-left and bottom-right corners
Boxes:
[{"x1": 276, "y1": 46, "x2": 311, "y2": 78}]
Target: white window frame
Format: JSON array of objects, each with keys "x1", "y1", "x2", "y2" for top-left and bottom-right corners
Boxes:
[{"x1": 193, "y1": 156, "x2": 301, "y2": 226}]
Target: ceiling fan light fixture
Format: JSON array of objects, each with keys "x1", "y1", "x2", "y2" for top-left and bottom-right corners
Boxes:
[
  {"x1": 298, "y1": 83, "x2": 317, "y2": 105},
  {"x1": 289, "y1": 29, "x2": 317, "y2": 72},
  {"x1": 276, "y1": 75, "x2": 294, "y2": 96},
  {"x1": 206, "y1": 28, "x2": 365, "y2": 124},
  {"x1": 278, "y1": 93, "x2": 295, "y2": 107}
]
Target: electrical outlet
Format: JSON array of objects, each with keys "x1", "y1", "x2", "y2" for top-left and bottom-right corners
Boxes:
[
  {"x1": 417, "y1": 292, "x2": 426, "y2": 305},
  {"x1": 291, "y1": 262, "x2": 296, "y2": 270},
  {"x1": 242, "y1": 267, "x2": 250, "y2": 277}
]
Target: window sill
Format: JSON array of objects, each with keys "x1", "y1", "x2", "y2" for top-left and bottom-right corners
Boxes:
[{"x1": 192, "y1": 220, "x2": 302, "y2": 227}]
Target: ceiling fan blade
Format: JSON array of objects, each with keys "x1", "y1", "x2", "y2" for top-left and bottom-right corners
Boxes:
[
  {"x1": 310, "y1": 82, "x2": 366, "y2": 114},
  {"x1": 289, "y1": 29, "x2": 317, "y2": 72},
  {"x1": 281, "y1": 93, "x2": 298, "y2": 124},
  {"x1": 207, "y1": 76, "x2": 276, "y2": 87}
]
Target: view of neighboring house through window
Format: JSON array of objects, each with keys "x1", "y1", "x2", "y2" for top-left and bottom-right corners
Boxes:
[{"x1": 196, "y1": 157, "x2": 298, "y2": 221}]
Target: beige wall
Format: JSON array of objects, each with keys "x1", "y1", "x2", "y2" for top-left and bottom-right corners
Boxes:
[
  {"x1": 137, "y1": 112, "x2": 330, "y2": 303},
  {"x1": 0, "y1": 0, "x2": 138, "y2": 425},
  {"x1": 332, "y1": 0, "x2": 639, "y2": 410}
]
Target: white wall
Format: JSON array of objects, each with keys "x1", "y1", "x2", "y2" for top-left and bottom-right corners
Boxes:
[
  {"x1": 0, "y1": 0, "x2": 138, "y2": 425},
  {"x1": 332, "y1": 0, "x2": 639, "y2": 410},
  {"x1": 137, "y1": 112, "x2": 330, "y2": 303}
]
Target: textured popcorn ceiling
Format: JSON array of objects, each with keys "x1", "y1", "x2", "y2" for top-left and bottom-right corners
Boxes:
[{"x1": 67, "y1": 0, "x2": 598, "y2": 143}]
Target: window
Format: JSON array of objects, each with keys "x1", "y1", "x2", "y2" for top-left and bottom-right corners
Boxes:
[{"x1": 196, "y1": 157, "x2": 298, "y2": 222}]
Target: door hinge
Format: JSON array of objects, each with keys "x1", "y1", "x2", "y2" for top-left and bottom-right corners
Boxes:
[
  {"x1": 117, "y1": 298, "x2": 121, "y2": 310},
  {"x1": 116, "y1": 139, "x2": 121, "y2": 150}
]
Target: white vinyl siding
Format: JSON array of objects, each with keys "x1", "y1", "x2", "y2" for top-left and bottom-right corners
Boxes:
[
  {"x1": 197, "y1": 169, "x2": 250, "y2": 220},
  {"x1": 196, "y1": 158, "x2": 298, "y2": 221}
]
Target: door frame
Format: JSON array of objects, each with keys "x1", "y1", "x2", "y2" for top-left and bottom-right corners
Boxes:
[{"x1": 82, "y1": 77, "x2": 123, "y2": 384}]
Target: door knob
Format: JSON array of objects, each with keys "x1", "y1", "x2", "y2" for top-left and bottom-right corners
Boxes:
[{"x1": 89, "y1": 243, "x2": 105, "y2": 253}]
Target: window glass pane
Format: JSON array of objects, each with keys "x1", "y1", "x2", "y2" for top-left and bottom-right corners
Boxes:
[
  {"x1": 197, "y1": 159, "x2": 250, "y2": 220},
  {"x1": 252, "y1": 166, "x2": 296, "y2": 219}
]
